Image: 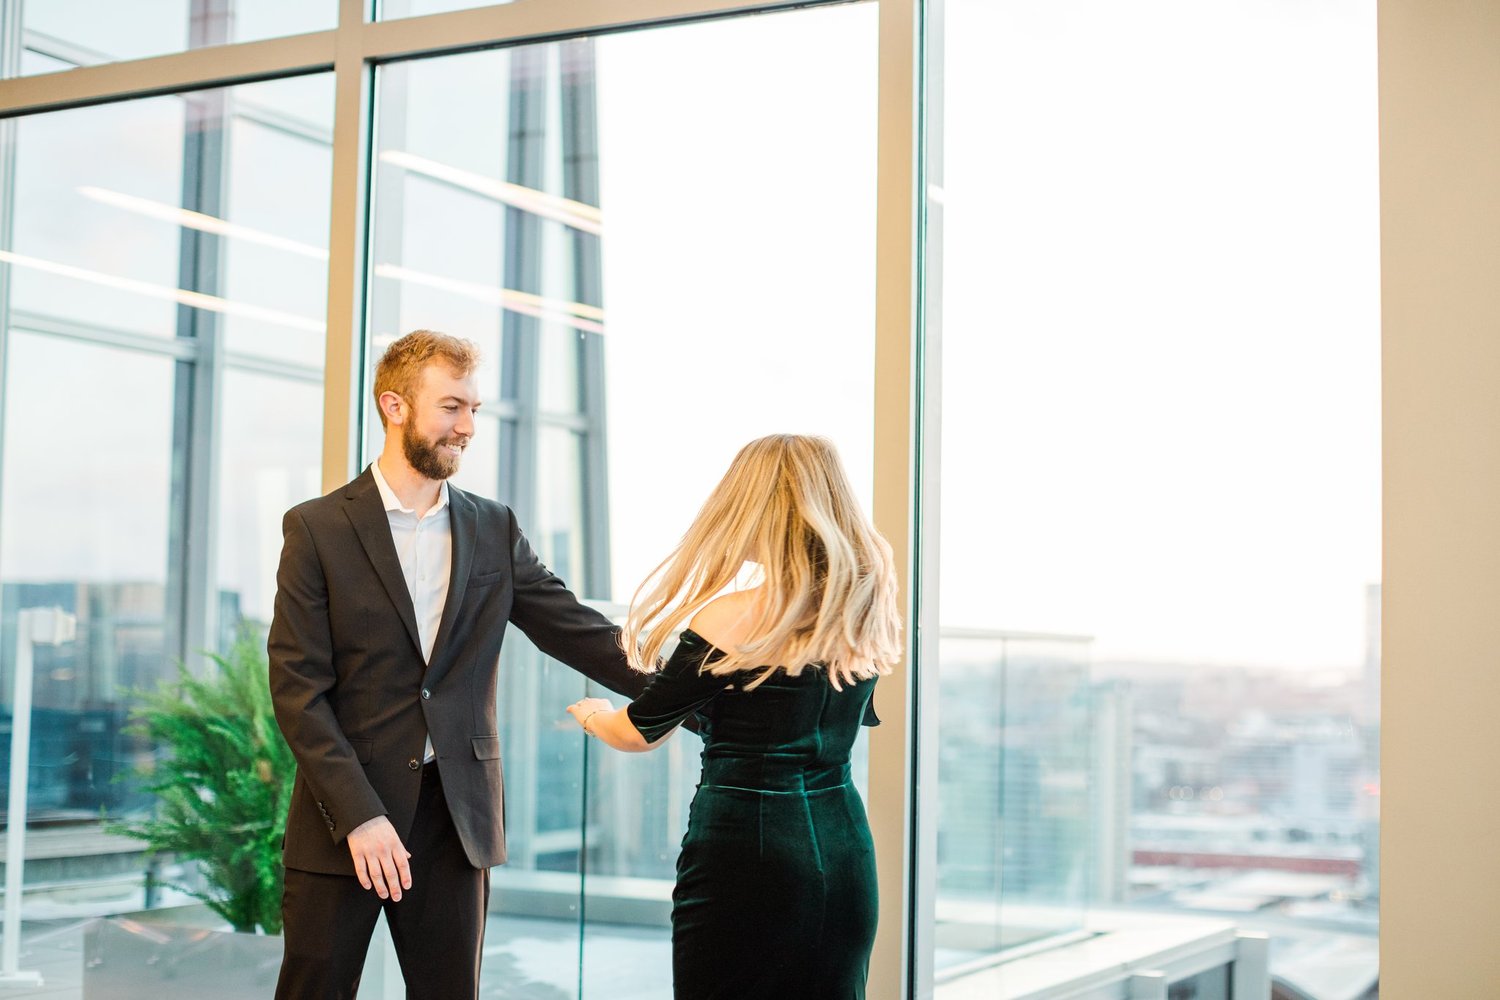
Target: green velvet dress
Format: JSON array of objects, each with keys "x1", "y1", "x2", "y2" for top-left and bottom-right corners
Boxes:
[{"x1": 626, "y1": 629, "x2": 880, "y2": 1000}]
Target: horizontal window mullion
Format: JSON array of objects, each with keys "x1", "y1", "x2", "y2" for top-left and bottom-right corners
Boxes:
[
  {"x1": 0, "y1": 0, "x2": 852, "y2": 121},
  {"x1": 361, "y1": 0, "x2": 843, "y2": 63},
  {"x1": 8, "y1": 309, "x2": 199, "y2": 361},
  {"x1": 0, "y1": 30, "x2": 338, "y2": 118}
]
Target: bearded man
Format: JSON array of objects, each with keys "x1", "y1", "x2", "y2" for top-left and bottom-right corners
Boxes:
[{"x1": 268, "y1": 329, "x2": 646, "y2": 999}]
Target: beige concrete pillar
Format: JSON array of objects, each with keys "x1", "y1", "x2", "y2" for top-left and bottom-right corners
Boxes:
[{"x1": 1379, "y1": 1, "x2": 1500, "y2": 994}]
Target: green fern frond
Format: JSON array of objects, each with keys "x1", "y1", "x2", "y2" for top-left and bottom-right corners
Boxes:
[{"x1": 106, "y1": 626, "x2": 292, "y2": 935}]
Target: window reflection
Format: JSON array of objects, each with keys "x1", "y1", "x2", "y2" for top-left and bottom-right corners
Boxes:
[
  {"x1": 10, "y1": 99, "x2": 185, "y2": 337},
  {"x1": 221, "y1": 84, "x2": 335, "y2": 367}
]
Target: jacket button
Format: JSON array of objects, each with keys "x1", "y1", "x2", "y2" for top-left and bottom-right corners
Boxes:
[
  {"x1": 421, "y1": 689, "x2": 431, "y2": 700},
  {"x1": 408, "y1": 758, "x2": 420, "y2": 770}
]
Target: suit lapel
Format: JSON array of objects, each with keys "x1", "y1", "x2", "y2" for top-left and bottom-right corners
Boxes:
[
  {"x1": 343, "y1": 469, "x2": 423, "y2": 657},
  {"x1": 426, "y1": 485, "x2": 476, "y2": 679}
]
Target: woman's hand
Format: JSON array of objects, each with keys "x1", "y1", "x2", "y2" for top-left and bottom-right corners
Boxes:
[
  {"x1": 566, "y1": 697, "x2": 661, "y2": 752},
  {"x1": 566, "y1": 697, "x2": 615, "y2": 736}
]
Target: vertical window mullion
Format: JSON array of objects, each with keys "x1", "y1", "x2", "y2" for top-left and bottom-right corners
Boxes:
[
  {"x1": 870, "y1": 0, "x2": 928, "y2": 997},
  {"x1": 559, "y1": 39, "x2": 610, "y2": 603},
  {"x1": 321, "y1": 0, "x2": 373, "y2": 492},
  {"x1": 496, "y1": 45, "x2": 548, "y2": 525},
  {"x1": 0, "y1": 2, "x2": 23, "y2": 594},
  {"x1": 166, "y1": 83, "x2": 229, "y2": 667}
]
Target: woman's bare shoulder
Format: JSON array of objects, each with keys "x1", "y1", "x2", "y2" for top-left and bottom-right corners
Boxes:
[{"x1": 688, "y1": 589, "x2": 764, "y2": 650}]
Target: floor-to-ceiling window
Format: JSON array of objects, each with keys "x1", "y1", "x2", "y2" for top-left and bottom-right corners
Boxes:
[
  {"x1": 0, "y1": 2, "x2": 893, "y2": 997},
  {"x1": 364, "y1": 8, "x2": 877, "y2": 993},
  {"x1": 0, "y1": 62, "x2": 333, "y2": 902},
  {"x1": 926, "y1": 1, "x2": 1380, "y2": 996}
]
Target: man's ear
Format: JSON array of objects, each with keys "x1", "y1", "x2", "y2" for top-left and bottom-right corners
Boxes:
[{"x1": 378, "y1": 390, "x2": 406, "y2": 426}]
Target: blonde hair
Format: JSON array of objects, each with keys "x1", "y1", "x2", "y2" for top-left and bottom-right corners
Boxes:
[
  {"x1": 373, "y1": 330, "x2": 482, "y2": 427},
  {"x1": 622, "y1": 434, "x2": 902, "y2": 687}
]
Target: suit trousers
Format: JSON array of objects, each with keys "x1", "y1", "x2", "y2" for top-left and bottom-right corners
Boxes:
[{"x1": 275, "y1": 763, "x2": 490, "y2": 1000}]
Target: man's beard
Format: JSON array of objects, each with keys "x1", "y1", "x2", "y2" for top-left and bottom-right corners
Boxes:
[{"x1": 402, "y1": 420, "x2": 465, "y2": 480}]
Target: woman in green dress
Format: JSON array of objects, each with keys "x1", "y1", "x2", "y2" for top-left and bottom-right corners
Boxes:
[{"x1": 566, "y1": 434, "x2": 902, "y2": 1000}]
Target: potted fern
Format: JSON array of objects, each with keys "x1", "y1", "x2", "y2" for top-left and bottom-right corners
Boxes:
[{"x1": 107, "y1": 628, "x2": 294, "y2": 934}]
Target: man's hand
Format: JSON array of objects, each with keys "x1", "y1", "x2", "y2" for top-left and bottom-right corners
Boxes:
[{"x1": 347, "y1": 815, "x2": 412, "y2": 901}]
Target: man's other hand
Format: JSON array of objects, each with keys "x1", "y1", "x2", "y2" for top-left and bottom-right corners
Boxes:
[{"x1": 347, "y1": 815, "x2": 412, "y2": 901}]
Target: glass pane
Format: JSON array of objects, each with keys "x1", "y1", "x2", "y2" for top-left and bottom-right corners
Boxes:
[
  {"x1": 367, "y1": 5, "x2": 877, "y2": 995},
  {"x1": 937, "y1": 635, "x2": 1091, "y2": 965},
  {"x1": 215, "y1": 368, "x2": 323, "y2": 643},
  {"x1": 449, "y1": 411, "x2": 502, "y2": 497},
  {"x1": 9, "y1": 99, "x2": 184, "y2": 338},
  {"x1": 0, "y1": 332, "x2": 173, "y2": 822},
  {"x1": 930, "y1": 0, "x2": 1380, "y2": 994},
  {"x1": 6, "y1": 76, "x2": 333, "y2": 351},
  {"x1": 221, "y1": 79, "x2": 335, "y2": 367},
  {"x1": 369, "y1": 34, "x2": 609, "y2": 995},
  {"x1": 539, "y1": 326, "x2": 582, "y2": 415},
  {"x1": 16, "y1": 0, "x2": 337, "y2": 75},
  {"x1": 1171, "y1": 963, "x2": 1231, "y2": 1000},
  {"x1": 591, "y1": 6, "x2": 878, "y2": 988},
  {"x1": 535, "y1": 426, "x2": 586, "y2": 584},
  {"x1": 594, "y1": 5, "x2": 878, "y2": 602},
  {"x1": 0, "y1": 71, "x2": 334, "y2": 988}
]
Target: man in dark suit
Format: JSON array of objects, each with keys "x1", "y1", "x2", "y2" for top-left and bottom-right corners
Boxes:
[{"x1": 268, "y1": 329, "x2": 646, "y2": 999}]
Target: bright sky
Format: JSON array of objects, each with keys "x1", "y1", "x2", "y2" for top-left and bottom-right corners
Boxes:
[
  {"x1": 595, "y1": 0, "x2": 1380, "y2": 672},
  {"x1": 594, "y1": 7, "x2": 879, "y2": 607},
  {"x1": 933, "y1": 0, "x2": 1381, "y2": 670},
  {"x1": 1, "y1": 0, "x2": 1379, "y2": 674}
]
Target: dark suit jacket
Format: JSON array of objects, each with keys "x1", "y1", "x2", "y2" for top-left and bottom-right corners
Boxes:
[{"x1": 268, "y1": 467, "x2": 648, "y2": 875}]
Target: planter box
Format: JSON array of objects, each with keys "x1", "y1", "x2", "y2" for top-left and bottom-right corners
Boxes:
[
  {"x1": 81, "y1": 904, "x2": 405, "y2": 1000},
  {"x1": 83, "y1": 909, "x2": 281, "y2": 1000}
]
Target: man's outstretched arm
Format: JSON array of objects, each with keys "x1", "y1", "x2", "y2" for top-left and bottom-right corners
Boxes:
[{"x1": 504, "y1": 510, "x2": 650, "y2": 700}]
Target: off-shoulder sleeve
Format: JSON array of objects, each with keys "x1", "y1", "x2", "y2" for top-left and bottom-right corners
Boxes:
[{"x1": 625, "y1": 630, "x2": 734, "y2": 743}]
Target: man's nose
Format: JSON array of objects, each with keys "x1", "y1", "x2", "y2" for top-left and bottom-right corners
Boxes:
[{"x1": 455, "y1": 409, "x2": 475, "y2": 437}]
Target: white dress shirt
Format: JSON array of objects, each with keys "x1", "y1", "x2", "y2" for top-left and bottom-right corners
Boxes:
[{"x1": 371, "y1": 460, "x2": 452, "y2": 762}]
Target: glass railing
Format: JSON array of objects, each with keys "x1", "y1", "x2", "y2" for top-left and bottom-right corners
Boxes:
[
  {"x1": 933, "y1": 629, "x2": 1095, "y2": 978},
  {"x1": 498, "y1": 602, "x2": 869, "y2": 997}
]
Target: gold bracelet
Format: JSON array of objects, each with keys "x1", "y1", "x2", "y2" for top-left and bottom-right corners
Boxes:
[{"x1": 581, "y1": 709, "x2": 601, "y2": 736}]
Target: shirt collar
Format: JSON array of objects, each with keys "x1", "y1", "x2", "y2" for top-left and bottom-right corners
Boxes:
[{"x1": 371, "y1": 460, "x2": 450, "y2": 516}]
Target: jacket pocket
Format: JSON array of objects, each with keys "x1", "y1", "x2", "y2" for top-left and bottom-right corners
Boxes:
[
  {"x1": 471, "y1": 736, "x2": 501, "y2": 760},
  {"x1": 469, "y1": 569, "x2": 507, "y2": 589},
  {"x1": 348, "y1": 738, "x2": 373, "y2": 764}
]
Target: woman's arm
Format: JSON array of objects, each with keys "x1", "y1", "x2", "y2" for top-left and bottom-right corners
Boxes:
[
  {"x1": 566, "y1": 697, "x2": 669, "y2": 752},
  {"x1": 565, "y1": 622, "x2": 738, "y2": 751}
]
